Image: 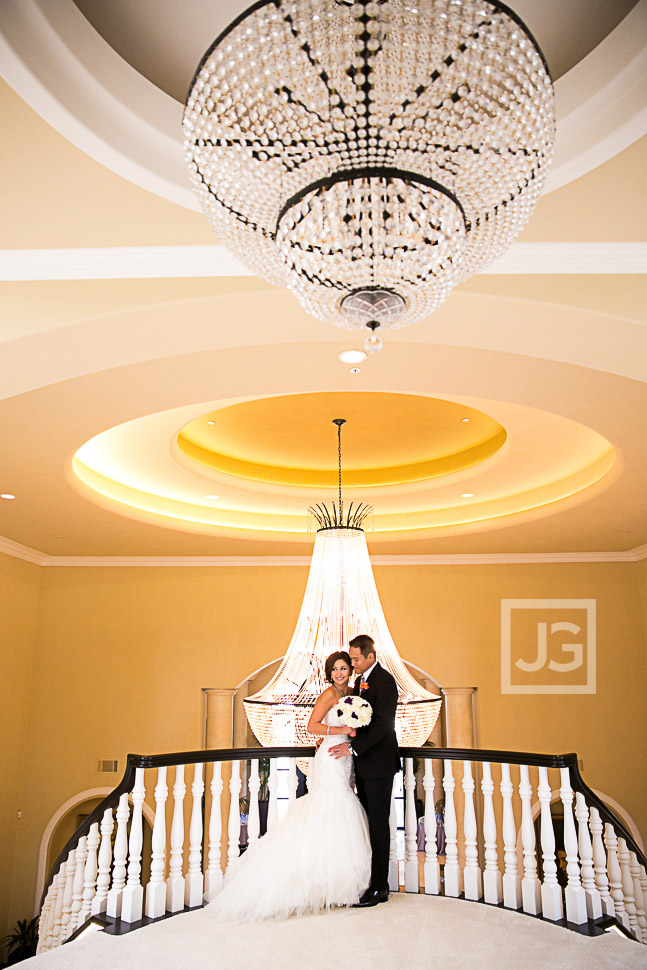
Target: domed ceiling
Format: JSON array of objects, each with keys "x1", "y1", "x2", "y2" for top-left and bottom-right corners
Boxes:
[{"x1": 0, "y1": 1, "x2": 644, "y2": 559}]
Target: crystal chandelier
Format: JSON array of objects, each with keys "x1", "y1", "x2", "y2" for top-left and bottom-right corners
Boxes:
[
  {"x1": 184, "y1": 0, "x2": 554, "y2": 335},
  {"x1": 244, "y1": 419, "x2": 442, "y2": 748}
]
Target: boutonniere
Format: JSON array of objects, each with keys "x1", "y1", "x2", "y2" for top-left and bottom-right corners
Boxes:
[{"x1": 360, "y1": 681, "x2": 370, "y2": 692}]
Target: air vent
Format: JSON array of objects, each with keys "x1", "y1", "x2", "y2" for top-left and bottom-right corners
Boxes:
[{"x1": 97, "y1": 760, "x2": 118, "y2": 773}]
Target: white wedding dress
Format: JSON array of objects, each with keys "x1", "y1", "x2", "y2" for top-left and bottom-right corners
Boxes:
[{"x1": 205, "y1": 709, "x2": 371, "y2": 922}]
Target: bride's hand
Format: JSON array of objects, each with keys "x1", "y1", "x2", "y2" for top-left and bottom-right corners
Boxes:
[{"x1": 349, "y1": 729, "x2": 356, "y2": 737}]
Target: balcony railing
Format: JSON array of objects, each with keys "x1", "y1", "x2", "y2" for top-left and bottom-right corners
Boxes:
[{"x1": 36, "y1": 746, "x2": 647, "y2": 953}]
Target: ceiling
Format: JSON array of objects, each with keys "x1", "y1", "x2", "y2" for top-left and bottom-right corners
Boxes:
[{"x1": 0, "y1": 0, "x2": 645, "y2": 560}]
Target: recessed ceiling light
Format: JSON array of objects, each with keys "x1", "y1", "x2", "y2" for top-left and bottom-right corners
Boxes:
[
  {"x1": 207, "y1": 420, "x2": 216, "y2": 426},
  {"x1": 1, "y1": 493, "x2": 15, "y2": 500},
  {"x1": 338, "y1": 349, "x2": 367, "y2": 364},
  {"x1": 206, "y1": 495, "x2": 220, "y2": 500},
  {"x1": 461, "y1": 492, "x2": 474, "y2": 498},
  {"x1": 462, "y1": 417, "x2": 470, "y2": 423},
  {"x1": 349, "y1": 367, "x2": 361, "y2": 374}
]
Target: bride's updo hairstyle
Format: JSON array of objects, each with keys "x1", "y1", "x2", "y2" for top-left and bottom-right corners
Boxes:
[{"x1": 324, "y1": 651, "x2": 352, "y2": 684}]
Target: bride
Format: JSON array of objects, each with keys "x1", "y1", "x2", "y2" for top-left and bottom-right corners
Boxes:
[{"x1": 204, "y1": 651, "x2": 371, "y2": 922}]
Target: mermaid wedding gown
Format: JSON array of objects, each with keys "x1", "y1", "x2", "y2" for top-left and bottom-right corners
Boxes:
[{"x1": 205, "y1": 708, "x2": 371, "y2": 922}]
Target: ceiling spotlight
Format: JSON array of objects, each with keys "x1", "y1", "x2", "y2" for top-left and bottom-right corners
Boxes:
[
  {"x1": 462, "y1": 418, "x2": 470, "y2": 423},
  {"x1": 461, "y1": 493, "x2": 474, "y2": 498},
  {"x1": 350, "y1": 367, "x2": 361, "y2": 375},
  {"x1": 1, "y1": 493, "x2": 16, "y2": 500},
  {"x1": 206, "y1": 494, "x2": 220, "y2": 501},
  {"x1": 207, "y1": 420, "x2": 215, "y2": 426},
  {"x1": 364, "y1": 321, "x2": 383, "y2": 355},
  {"x1": 338, "y1": 349, "x2": 367, "y2": 365}
]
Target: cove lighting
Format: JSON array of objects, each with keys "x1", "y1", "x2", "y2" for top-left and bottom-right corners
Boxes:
[{"x1": 338, "y1": 349, "x2": 367, "y2": 364}]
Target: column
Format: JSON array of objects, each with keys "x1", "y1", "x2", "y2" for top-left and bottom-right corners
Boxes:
[
  {"x1": 442, "y1": 688, "x2": 477, "y2": 881},
  {"x1": 233, "y1": 681, "x2": 250, "y2": 750},
  {"x1": 203, "y1": 688, "x2": 236, "y2": 871}
]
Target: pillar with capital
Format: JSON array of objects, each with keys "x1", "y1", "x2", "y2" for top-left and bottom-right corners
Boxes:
[
  {"x1": 441, "y1": 687, "x2": 478, "y2": 883},
  {"x1": 203, "y1": 688, "x2": 236, "y2": 870}
]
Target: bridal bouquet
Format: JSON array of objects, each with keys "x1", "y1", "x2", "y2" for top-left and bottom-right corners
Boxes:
[{"x1": 332, "y1": 695, "x2": 372, "y2": 728}]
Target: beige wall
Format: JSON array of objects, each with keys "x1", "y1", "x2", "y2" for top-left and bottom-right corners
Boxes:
[
  {"x1": 3, "y1": 557, "x2": 647, "y2": 936},
  {"x1": 0, "y1": 552, "x2": 40, "y2": 943}
]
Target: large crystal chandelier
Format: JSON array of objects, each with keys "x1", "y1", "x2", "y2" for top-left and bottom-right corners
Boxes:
[
  {"x1": 244, "y1": 420, "x2": 442, "y2": 747},
  {"x1": 184, "y1": 0, "x2": 554, "y2": 334}
]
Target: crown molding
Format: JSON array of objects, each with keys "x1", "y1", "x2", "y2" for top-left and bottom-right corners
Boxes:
[
  {"x1": 0, "y1": 535, "x2": 48, "y2": 565},
  {"x1": 1, "y1": 242, "x2": 645, "y2": 282},
  {"x1": 1, "y1": 537, "x2": 646, "y2": 567}
]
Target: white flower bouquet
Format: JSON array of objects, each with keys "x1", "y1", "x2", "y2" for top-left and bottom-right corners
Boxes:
[{"x1": 332, "y1": 694, "x2": 372, "y2": 729}]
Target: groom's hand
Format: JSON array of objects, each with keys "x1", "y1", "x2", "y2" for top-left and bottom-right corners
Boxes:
[{"x1": 328, "y1": 742, "x2": 351, "y2": 759}]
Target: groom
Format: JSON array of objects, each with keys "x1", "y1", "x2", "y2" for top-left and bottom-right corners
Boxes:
[{"x1": 330, "y1": 634, "x2": 399, "y2": 906}]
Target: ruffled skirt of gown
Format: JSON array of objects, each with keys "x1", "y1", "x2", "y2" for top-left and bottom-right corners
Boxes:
[{"x1": 204, "y1": 731, "x2": 371, "y2": 923}]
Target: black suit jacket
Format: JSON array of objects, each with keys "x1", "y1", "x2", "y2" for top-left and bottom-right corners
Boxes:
[{"x1": 352, "y1": 663, "x2": 400, "y2": 779}]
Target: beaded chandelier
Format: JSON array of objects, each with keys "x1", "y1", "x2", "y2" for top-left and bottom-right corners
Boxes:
[
  {"x1": 184, "y1": 0, "x2": 554, "y2": 334},
  {"x1": 244, "y1": 420, "x2": 442, "y2": 748}
]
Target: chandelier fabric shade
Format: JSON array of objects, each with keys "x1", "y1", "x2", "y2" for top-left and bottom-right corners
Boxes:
[
  {"x1": 244, "y1": 527, "x2": 442, "y2": 748},
  {"x1": 184, "y1": 0, "x2": 555, "y2": 330}
]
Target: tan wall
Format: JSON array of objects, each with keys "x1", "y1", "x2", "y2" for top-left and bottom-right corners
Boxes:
[
  {"x1": 0, "y1": 552, "x2": 41, "y2": 944},
  {"x1": 3, "y1": 558, "x2": 647, "y2": 934}
]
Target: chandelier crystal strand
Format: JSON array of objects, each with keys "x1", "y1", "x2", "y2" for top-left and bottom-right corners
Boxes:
[{"x1": 184, "y1": 0, "x2": 554, "y2": 330}]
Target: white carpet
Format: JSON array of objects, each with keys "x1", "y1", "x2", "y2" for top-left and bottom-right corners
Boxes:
[{"x1": 25, "y1": 895, "x2": 643, "y2": 970}]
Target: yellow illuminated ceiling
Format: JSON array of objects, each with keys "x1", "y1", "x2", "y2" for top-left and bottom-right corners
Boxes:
[
  {"x1": 176, "y1": 394, "x2": 507, "y2": 488},
  {"x1": 71, "y1": 390, "x2": 616, "y2": 540}
]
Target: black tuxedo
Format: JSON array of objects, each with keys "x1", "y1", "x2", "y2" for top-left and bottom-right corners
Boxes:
[{"x1": 352, "y1": 662, "x2": 399, "y2": 892}]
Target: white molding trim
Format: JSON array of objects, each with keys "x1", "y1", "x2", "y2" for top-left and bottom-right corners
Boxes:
[
  {"x1": 1, "y1": 242, "x2": 645, "y2": 281},
  {"x1": 0, "y1": 0, "x2": 645, "y2": 207},
  {"x1": 0, "y1": 535, "x2": 47, "y2": 565},
  {"x1": 2, "y1": 536, "x2": 646, "y2": 566}
]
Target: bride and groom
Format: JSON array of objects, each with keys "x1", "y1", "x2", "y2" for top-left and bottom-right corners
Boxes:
[{"x1": 208, "y1": 634, "x2": 399, "y2": 922}]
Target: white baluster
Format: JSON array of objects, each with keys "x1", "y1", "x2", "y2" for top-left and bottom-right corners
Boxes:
[
  {"x1": 422, "y1": 760, "x2": 440, "y2": 895},
  {"x1": 605, "y1": 824, "x2": 628, "y2": 930},
  {"x1": 121, "y1": 767, "x2": 146, "y2": 923},
  {"x1": 618, "y1": 838, "x2": 638, "y2": 937},
  {"x1": 185, "y1": 763, "x2": 205, "y2": 907},
  {"x1": 145, "y1": 766, "x2": 169, "y2": 918},
  {"x1": 519, "y1": 765, "x2": 541, "y2": 915},
  {"x1": 288, "y1": 758, "x2": 298, "y2": 805},
  {"x1": 166, "y1": 764, "x2": 187, "y2": 913},
  {"x1": 629, "y1": 853, "x2": 647, "y2": 943},
  {"x1": 91, "y1": 809, "x2": 114, "y2": 915},
  {"x1": 575, "y1": 793, "x2": 602, "y2": 919},
  {"x1": 80, "y1": 822, "x2": 100, "y2": 925},
  {"x1": 106, "y1": 793, "x2": 130, "y2": 918},
  {"x1": 204, "y1": 762, "x2": 224, "y2": 901},
  {"x1": 37, "y1": 887, "x2": 53, "y2": 953},
  {"x1": 68, "y1": 836, "x2": 87, "y2": 934},
  {"x1": 50, "y1": 870, "x2": 66, "y2": 946},
  {"x1": 500, "y1": 763, "x2": 520, "y2": 910},
  {"x1": 641, "y1": 870, "x2": 647, "y2": 942},
  {"x1": 227, "y1": 760, "x2": 242, "y2": 874},
  {"x1": 443, "y1": 760, "x2": 460, "y2": 897},
  {"x1": 589, "y1": 807, "x2": 614, "y2": 917},
  {"x1": 267, "y1": 759, "x2": 279, "y2": 832},
  {"x1": 537, "y1": 766, "x2": 563, "y2": 921},
  {"x1": 247, "y1": 760, "x2": 261, "y2": 849},
  {"x1": 404, "y1": 758, "x2": 419, "y2": 892},
  {"x1": 388, "y1": 782, "x2": 399, "y2": 892},
  {"x1": 559, "y1": 767, "x2": 587, "y2": 924},
  {"x1": 481, "y1": 762, "x2": 502, "y2": 905},
  {"x1": 462, "y1": 760, "x2": 482, "y2": 901},
  {"x1": 60, "y1": 849, "x2": 76, "y2": 941}
]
